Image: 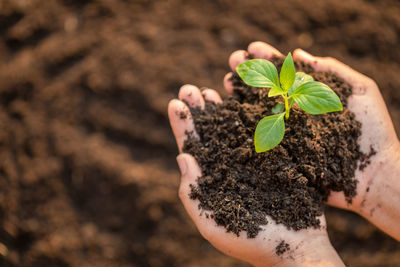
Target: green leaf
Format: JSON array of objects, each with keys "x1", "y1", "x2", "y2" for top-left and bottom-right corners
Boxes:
[
  {"x1": 236, "y1": 59, "x2": 279, "y2": 88},
  {"x1": 288, "y1": 72, "x2": 314, "y2": 95},
  {"x1": 271, "y1": 103, "x2": 285, "y2": 114},
  {"x1": 254, "y1": 113, "x2": 285, "y2": 153},
  {"x1": 268, "y1": 85, "x2": 284, "y2": 97},
  {"x1": 280, "y1": 53, "x2": 296, "y2": 92},
  {"x1": 290, "y1": 81, "x2": 343, "y2": 114}
]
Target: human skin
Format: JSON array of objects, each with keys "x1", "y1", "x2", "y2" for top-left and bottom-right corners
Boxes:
[{"x1": 168, "y1": 41, "x2": 400, "y2": 266}]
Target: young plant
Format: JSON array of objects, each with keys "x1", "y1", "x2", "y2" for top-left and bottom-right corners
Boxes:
[{"x1": 236, "y1": 53, "x2": 343, "y2": 153}]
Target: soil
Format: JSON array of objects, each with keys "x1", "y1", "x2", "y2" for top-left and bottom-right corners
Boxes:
[
  {"x1": 1, "y1": 0, "x2": 400, "y2": 266},
  {"x1": 276, "y1": 240, "x2": 290, "y2": 256},
  {"x1": 184, "y1": 58, "x2": 365, "y2": 238}
]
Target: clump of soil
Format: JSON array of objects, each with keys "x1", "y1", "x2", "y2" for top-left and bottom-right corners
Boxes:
[
  {"x1": 276, "y1": 241, "x2": 290, "y2": 256},
  {"x1": 184, "y1": 58, "x2": 368, "y2": 238}
]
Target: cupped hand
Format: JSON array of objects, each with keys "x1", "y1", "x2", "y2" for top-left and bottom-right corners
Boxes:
[
  {"x1": 225, "y1": 42, "x2": 400, "y2": 240},
  {"x1": 168, "y1": 84, "x2": 343, "y2": 266}
]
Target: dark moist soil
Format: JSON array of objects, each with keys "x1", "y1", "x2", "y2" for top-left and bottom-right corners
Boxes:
[
  {"x1": 184, "y1": 58, "x2": 368, "y2": 238},
  {"x1": 276, "y1": 240, "x2": 290, "y2": 256}
]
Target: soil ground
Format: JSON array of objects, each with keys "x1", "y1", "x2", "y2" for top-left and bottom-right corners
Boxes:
[{"x1": 0, "y1": 0, "x2": 399, "y2": 266}]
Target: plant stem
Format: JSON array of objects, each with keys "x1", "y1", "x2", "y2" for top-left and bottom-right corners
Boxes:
[{"x1": 284, "y1": 94, "x2": 290, "y2": 119}]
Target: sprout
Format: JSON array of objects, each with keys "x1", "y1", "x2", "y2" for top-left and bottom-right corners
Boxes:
[{"x1": 236, "y1": 53, "x2": 343, "y2": 153}]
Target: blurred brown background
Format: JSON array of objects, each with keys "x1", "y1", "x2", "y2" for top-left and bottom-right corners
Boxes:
[{"x1": 0, "y1": 0, "x2": 400, "y2": 266}]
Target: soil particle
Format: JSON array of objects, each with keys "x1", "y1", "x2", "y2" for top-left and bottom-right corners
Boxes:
[
  {"x1": 179, "y1": 110, "x2": 188, "y2": 119},
  {"x1": 359, "y1": 146, "x2": 377, "y2": 170},
  {"x1": 276, "y1": 240, "x2": 290, "y2": 256},
  {"x1": 184, "y1": 58, "x2": 371, "y2": 238}
]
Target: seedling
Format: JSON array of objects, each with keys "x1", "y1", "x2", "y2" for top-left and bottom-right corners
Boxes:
[{"x1": 236, "y1": 53, "x2": 343, "y2": 153}]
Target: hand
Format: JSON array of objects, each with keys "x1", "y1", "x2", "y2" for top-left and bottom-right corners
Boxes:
[
  {"x1": 168, "y1": 71, "x2": 344, "y2": 265},
  {"x1": 225, "y1": 42, "x2": 400, "y2": 240}
]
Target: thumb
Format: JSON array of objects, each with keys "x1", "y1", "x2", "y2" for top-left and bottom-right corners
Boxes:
[
  {"x1": 176, "y1": 153, "x2": 202, "y2": 216},
  {"x1": 292, "y1": 48, "x2": 375, "y2": 95},
  {"x1": 176, "y1": 153, "x2": 201, "y2": 185},
  {"x1": 176, "y1": 153, "x2": 217, "y2": 240}
]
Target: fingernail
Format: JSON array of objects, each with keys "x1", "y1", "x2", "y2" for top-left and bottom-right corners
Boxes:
[{"x1": 176, "y1": 155, "x2": 188, "y2": 175}]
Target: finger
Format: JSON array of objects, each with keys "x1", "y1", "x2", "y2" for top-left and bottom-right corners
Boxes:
[
  {"x1": 202, "y1": 88, "x2": 222, "y2": 104},
  {"x1": 247, "y1": 41, "x2": 283, "y2": 59},
  {"x1": 176, "y1": 154, "x2": 214, "y2": 239},
  {"x1": 168, "y1": 99, "x2": 196, "y2": 153},
  {"x1": 293, "y1": 49, "x2": 376, "y2": 95},
  {"x1": 223, "y1": 72, "x2": 234, "y2": 94},
  {"x1": 229, "y1": 50, "x2": 248, "y2": 72},
  {"x1": 178, "y1": 84, "x2": 205, "y2": 109}
]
